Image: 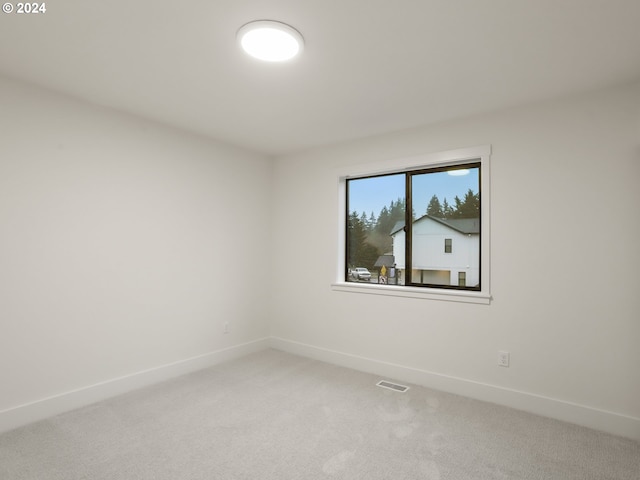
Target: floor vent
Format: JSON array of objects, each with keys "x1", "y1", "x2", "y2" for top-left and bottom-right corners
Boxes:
[{"x1": 376, "y1": 380, "x2": 409, "y2": 393}]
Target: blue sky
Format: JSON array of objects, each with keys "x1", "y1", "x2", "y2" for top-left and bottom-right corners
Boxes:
[{"x1": 348, "y1": 167, "x2": 479, "y2": 218}]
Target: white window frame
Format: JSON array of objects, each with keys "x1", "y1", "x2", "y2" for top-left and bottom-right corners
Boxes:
[{"x1": 332, "y1": 145, "x2": 492, "y2": 305}]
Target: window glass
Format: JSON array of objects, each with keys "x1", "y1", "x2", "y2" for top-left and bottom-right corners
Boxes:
[
  {"x1": 346, "y1": 163, "x2": 480, "y2": 291},
  {"x1": 409, "y1": 164, "x2": 480, "y2": 289},
  {"x1": 346, "y1": 174, "x2": 404, "y2": 284}
]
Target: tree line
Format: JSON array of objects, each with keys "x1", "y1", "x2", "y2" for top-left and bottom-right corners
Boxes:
[
  {"x1": 347, "y1": 190, "x2": 479, "y2": 269},
  {"x1": 425, "y1": 189, "x2": 479, "y2": 219}
]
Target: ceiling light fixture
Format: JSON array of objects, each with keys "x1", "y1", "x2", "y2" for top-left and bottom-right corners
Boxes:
[{"x1": 237, "y1": 20, "x2": 304, "y2": 62}]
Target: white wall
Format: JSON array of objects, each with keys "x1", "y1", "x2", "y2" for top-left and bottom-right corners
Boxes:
[
  {"x1": 0, "y1": 77, "x2": 272, "y2": 428},
  {"x1": 1, "y1": 75, "x2": 638, "y2": 440},
  {"x1": 271, "y1": 82, "x2": 640, "y2": 439}
]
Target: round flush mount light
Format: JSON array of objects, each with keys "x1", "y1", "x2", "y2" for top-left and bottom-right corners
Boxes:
[{"x1": 237, "y1": 20, "x2": 304, "y2": 62}]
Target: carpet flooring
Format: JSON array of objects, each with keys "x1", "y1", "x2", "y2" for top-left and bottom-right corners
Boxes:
[{"x1": 1, "y1": 349, "x2": 638, "y2": 479}]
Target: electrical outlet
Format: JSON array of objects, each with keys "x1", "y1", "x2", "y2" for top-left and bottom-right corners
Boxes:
[
  {"x1": 498, "y1": 350, "x2": 510, "y2": 367},
  {"x1": 224, "y1": 322, "x2": 229, "y2": 334}
]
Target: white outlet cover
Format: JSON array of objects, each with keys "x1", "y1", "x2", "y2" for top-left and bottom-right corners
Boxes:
[{"x1": 498, "y1": 351, "x2": 510, "y2": 367}]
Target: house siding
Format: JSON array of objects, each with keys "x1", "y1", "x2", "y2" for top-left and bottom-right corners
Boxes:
[{"x1": 392, "y1": 217, "x2": 480, "y2": 286}]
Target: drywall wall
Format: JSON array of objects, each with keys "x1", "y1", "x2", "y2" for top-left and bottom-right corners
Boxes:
[
  {"x1": 1, "y1": 74, "x2": 638, "y2": 440},
  {"x1": 270, "y1": 82, "x2": 640, "y2": 439},
  {"x1": 0, "y1": 77, "x2": 272, "y2": 428}
]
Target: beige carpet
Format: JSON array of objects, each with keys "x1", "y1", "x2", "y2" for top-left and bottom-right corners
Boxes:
[{"x1": 1, "y1": 349, "x2": 638, "y2": 479}]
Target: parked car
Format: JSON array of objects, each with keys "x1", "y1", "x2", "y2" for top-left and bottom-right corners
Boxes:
[{"x1": 351, "y1": 267, "x2": 371, "y2": 281}]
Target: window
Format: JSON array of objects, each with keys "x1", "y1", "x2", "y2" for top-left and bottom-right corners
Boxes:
[
  {"x1": 346, "y1": 162, "x2": 480, "y2": 291},
  {"x1": 335, "y1": 145, "x2": 491, "y2": 304}
]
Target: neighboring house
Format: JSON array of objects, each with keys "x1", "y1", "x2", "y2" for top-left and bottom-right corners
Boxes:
[{"x1": 391, "y1": 216, "x2": 480, "y2": 287}]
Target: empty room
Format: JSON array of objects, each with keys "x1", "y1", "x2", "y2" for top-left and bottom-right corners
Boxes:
[{"x1": 1, "y1": 1, "x2": 639, "y2": 479}]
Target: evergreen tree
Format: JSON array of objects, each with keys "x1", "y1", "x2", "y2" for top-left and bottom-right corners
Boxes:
[
  {"x1": 347, "y1": 211, "x2": 380, "y2": 269},
  {"x1": 375, "y1": 206, "x2": 390, "y2": 235},
  {"x1": 359, "y1": 212, "x2": 368, "y2": 231},
  {"x1": 461, "y1": 189, "x2": 480, "y2": 218},
  {"x1": 442, "y1": 198, "x2": 454, "y2": 219},
  {"x1": 368, "y1": 211, "x2": 377, "y2": 231},
  {"x1": 367, "y1": 198, "x2": 406, "y2": 255},
  {"x1": 426, "y1": 194, "x2": 443, "y2": 218},
  {"x1": 347, "y1": 211, "x2": 366, "y2": 266},
  {"x1": 452, "y1": 195, "x2": 463, "y2": 217},
  {"x1": 449, "y1": 189, "x2": 479, "y2": 219},
  {"x1": 375, "y1": 198, "x2": 406, "y2": 236},
  {"x1": 389, "y1": 197, "x2": 405, "y2": 223}
]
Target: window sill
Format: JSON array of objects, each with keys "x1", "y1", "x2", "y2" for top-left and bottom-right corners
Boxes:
[{"x1": 331, "y1": 282, "x2": 492, "y2": 305}]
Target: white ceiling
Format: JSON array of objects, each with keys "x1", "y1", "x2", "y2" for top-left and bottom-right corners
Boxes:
[{"x1": 1, "y1": 0, "x2": 639, "y2": 156}]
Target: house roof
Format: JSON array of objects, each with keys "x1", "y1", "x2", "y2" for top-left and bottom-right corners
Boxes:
[
  {"x1": 390, "y1": 221, "x2": 405, "y2": 236},
  {"x1": 390, "y1": 216, "x2": 479, "y2": 236},
  {"x1": 374, "y1": 255, "x2": 396, "y2": 267}
]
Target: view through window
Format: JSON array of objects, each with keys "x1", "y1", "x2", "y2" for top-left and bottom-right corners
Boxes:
[{"x1": 346, "y1": 163, "x2": 480, "y2": 290}]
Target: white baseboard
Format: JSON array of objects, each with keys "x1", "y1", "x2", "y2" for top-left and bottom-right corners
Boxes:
[
  {"x1": 3, "y1": 336, "x2": 638, "y2": 442},
  {"x1": 0, "y1": 338, "x2": 270, "y2": 434},
  {"x1": 269, "y1": 336, "x2": 640, "y2": 442}
]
